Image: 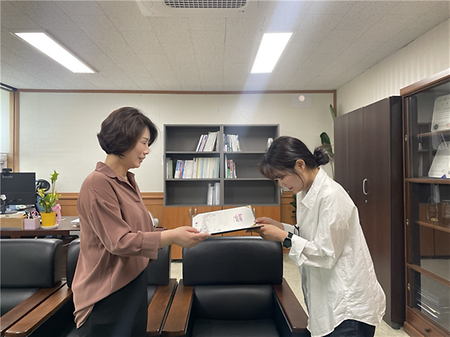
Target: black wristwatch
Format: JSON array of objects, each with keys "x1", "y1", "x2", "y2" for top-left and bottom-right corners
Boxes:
[{"x1": 283, "y1": 232, "x2": 293, "y2": 248}]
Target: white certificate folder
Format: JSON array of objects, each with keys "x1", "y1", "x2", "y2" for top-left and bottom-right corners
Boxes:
[{"x1": 192, "y1": 205, "x2": 261, "y2": 234}]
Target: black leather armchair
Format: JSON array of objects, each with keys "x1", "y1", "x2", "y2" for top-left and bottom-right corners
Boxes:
[
  {"x1": 162, "y1": 236, "x2": 309, "y2": 337},
  {"x1": 0, "y1": 238, "x2": 64, "y2": 336},
  {"x1": 4, "y1": 239, "x2": 177, "y2": 337}
]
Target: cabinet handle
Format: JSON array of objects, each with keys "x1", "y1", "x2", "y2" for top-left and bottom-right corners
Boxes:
[
  {"x1": 424, "y1": 328, "x2": 430, "y2": 333},
  {"x1": 188, "y1": 208, "x2": 192, "y2": 218},
  {"x1": 194, "y1": 208, "x2": 197, "y2": 216},
  {"x1": 362, "y1": 178, "x2": 368, "y2": 195}
]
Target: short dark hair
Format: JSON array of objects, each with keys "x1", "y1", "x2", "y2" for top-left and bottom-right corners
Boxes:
[
  {"x1": 97, "y1": 107, "x2": 158, "y2": 156},
  {"x1": 258, "y1": 136, "x2": 329, "y2": 180}
]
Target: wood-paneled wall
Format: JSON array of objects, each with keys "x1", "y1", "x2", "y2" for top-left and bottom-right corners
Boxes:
[
  {"x1": 280, "y1": 192, "x2": 296, "y2": 225},
  {"x1": 60, "y1": 192, "x2": 297, "y2": 229},
  {"x1": 59, "y1": 192, "x2": 165, "y2": 226}
]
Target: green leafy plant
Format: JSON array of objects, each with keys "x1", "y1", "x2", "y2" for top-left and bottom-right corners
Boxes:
[
  {"x1": 37, "y1": 170, "x2": 61, "y2": 213},
  {"x1": 320, "y1": 104, "x2": 335, "y2": 178},
  {"x1": 290, "y1": 193, "x2": 297, "y2": 219}
]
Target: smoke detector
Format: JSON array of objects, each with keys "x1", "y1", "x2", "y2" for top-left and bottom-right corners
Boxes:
[{"x1": 136, "y1": 0, "x2": 271, "y2": 17}]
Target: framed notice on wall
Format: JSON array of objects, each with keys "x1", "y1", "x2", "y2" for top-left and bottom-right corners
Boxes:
[{"x1": 431, "y1": 94, "x2": 450, "y2": 132}]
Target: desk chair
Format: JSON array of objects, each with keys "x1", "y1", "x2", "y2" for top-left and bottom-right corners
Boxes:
[
  {"x1": 162, "y1": 237, "x2": 310, "y2": 337},
  {"x1": 4, "y1": 239, "x2": 177, "y2": 337},
  {"x1": 0, "y1": 238, "x2": 64, "y2": 336}
]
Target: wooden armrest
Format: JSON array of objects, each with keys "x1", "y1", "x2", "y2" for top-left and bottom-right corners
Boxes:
[
  {"x1": 147, "y1": 278, "x2": 178, "y2": 337},
  {"x1": 161, "y1": 280, "x2": 194, "y2": 337},
  {"x1": 5, "y1": 285, "x2": 73, "y2": 337},
  {"x1": 273, "y1": 278, "x2": 309, "y2": 334},
  {"x1": 0, "y1": 281, "x2": 65, "y2": 336}
]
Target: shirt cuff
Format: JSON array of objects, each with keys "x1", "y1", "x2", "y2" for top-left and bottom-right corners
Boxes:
[
  {"x1": 140, "y1": 231, "x2": 162, "y2": 260},
  {"x1": 282, "y1": 223, "x2": 295, "y2": 233},
  {"x1": 289, "y1": 234, "x2": 308, "y2": 267}
]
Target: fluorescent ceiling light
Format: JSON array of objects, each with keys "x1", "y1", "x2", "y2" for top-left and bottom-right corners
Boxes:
[
  {"x1": 251, "y1": 32, "x2": 292, "y2": 74},
  {"x1": 13, "y1": 32, "x2": 94, "y2": 73}
]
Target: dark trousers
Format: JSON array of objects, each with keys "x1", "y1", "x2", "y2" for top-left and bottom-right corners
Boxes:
[
  {"x1": 324, "y1": 319, "x2": 376, "y2": 337},
  {"x1": 75, "y1": 269, "x2": 148, "y2": 337}
]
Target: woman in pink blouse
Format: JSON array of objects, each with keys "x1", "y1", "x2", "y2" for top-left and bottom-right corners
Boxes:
[{"x1": 72, "y1": 107, "x2": 210, "y2": 336}]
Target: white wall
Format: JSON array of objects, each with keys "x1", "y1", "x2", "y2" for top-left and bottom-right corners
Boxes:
[
  {"x1": 1, "y1": 89, "x2": 10, "y2": 153},
  {"x1": 19, "y1": 92, "x2": 334, "y2": 192},
  {"x1": 337, "y1": 18, "x2": 450, "y2": 115}
]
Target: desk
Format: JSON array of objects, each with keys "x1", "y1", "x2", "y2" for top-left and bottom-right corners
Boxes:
[{"x1": 0, "y1": 216, "x2": 80, "y2": 238}]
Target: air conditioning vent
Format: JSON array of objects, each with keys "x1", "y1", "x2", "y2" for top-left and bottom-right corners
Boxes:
[
  {"x1": 163, "y1": 0, "x2": 247, "y2": 9},
  {"x1": 136, "y1": 0, "x2": 271, "y2": 17}
]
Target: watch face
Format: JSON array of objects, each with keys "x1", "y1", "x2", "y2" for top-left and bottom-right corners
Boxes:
[{"x1": 283, "y1": 234, "x2": 292, "y2": 248}]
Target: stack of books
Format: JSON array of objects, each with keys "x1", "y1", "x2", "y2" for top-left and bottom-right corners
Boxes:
[
  {"x1": 223, "y1": 134, "x2": 241, "y2": 152},
  {"x1": 225, "y1": 155, "x2": 237, "y2": 178},
  {"x1": 170, "y1": 157, "x2": 220, "y2": 179}
]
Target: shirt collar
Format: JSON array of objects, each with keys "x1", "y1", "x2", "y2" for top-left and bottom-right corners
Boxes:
[
  {"x1": 299, "y1": 167, "x2": 326, "y2": 209},
  {"x1": 95, "y1": 162, "x2": 136, "y2": 185}
]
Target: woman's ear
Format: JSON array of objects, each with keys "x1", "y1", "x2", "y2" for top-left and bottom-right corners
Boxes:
[{"x1": 295, "y1": 159, "x2": 305, "y2": 171}]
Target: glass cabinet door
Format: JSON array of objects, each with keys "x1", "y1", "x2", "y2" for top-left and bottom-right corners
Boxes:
[{"x1": 404, "y1": 75, "x2": 450, "y2": 336}]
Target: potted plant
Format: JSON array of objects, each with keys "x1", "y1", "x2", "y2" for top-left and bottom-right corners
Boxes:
[{"x1": 37, "y1": 170, "x2": 61, "y2": 227}]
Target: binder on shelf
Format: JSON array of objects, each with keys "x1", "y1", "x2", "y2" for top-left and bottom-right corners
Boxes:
[
  {"x1": 191, "y1": 205, "x2": 262, "y2": 235},
  {"x1": 207, "y1": 183, "x2": 214, "y2": 205},
  {"x1": 166, "y1": 157, "x2": 173, "y2": 178},
  {"x1": 214, "y1": 182, "x2": 220, "y2": 205}
]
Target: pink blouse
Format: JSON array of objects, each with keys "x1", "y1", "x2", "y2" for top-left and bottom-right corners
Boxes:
[{"x1": 72, "y1": 162, "x2": 162, "y2": 327}]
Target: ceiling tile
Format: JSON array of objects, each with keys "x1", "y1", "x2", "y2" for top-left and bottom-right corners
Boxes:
[
  {"x1": 150, "y1": 17, "x2": 191, "y2": 44},
  {"x1": 1, "y1": 0, "x2": 448, "y2": 91},
  {"x1": 70, "y1": 15, "x2": 126, "y2": 45},
  {"x1": 191, "y1": 30, "x2": 225, "y2": 54}
]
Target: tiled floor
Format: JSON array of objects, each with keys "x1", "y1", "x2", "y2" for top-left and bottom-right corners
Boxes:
[{"x1": 170, "y1": 254, "x2": 410, "y2": 337}]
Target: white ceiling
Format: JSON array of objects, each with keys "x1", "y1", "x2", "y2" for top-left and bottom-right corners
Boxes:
[{"x1": 1, "y1": 0, "x2": 449, "y2": 92}]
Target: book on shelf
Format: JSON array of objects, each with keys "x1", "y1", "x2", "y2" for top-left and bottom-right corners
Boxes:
[
  {"x1": 196, "y1": 131, "x2": 218, "y2": 152},
  {"x1": 223, "y1": 134, "x2": 241, "y2": 152},
  {"x1": 174, "y1": 160, "x2": 182, "y2": 179},
  {"x1": 173, "y1": 158, "x2": 219, "y2": 179},
  {"x1": 430, "y1": 94, "x2": 450, "y2": 132},
  {"x1": 206, "y1": 183, "x2": 220, "y2": 205},
  {"x1": 191, "y1": 205, "x2": 262, "y2": 235},
  {"x1": 225, "y1": 155, "x2": 237, "y2": 178}
]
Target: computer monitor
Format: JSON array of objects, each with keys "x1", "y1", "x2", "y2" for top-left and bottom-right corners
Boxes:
[{"x1": 0, "y1": 170, "x2": 36, "y2": 214}]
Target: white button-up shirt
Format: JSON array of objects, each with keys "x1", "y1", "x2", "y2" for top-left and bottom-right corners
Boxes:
[{"x1": 283, "y1": 168, "x2": 385, "y2": 337}]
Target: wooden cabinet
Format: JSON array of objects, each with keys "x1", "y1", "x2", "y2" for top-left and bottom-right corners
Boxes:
[
  {"x1": 334, "y1": 97, "x2": 404, "y2": 328},
  {"x1": 164, "y1": 206, "x2": 221, "y2": 259},
  {"x1": 163, "y1": 124, "x2": 280, "y2": 259},
  {"x1": 401, "y1": 69, "x2": 450, "y2": 337},
  {"x1": 164, "y1": 205, "x2": 280, "y2": 259}
]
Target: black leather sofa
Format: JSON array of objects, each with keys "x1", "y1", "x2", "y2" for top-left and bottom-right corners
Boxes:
[
  {"x1": 0, "y1": 238, "x2": 64, "y2": 336},
  {"x1": 4, "y1": 238, "x2": 177, "y2": 337},
  {"x1": 162, "y1": 236, "x2": 310, "y2": 337}
]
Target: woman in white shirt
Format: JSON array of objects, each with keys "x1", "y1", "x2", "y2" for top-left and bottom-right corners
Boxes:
[{"x1": 254, "y1": 136, "x2": 385, "y2": 337}]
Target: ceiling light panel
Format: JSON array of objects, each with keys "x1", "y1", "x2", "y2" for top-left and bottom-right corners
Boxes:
[
  {"x1": 251, "y1": 32, "x2": 292, "y2": 74},
  {"x1": 13, "y1": 32, "x2": 94, "y2": 74}
]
